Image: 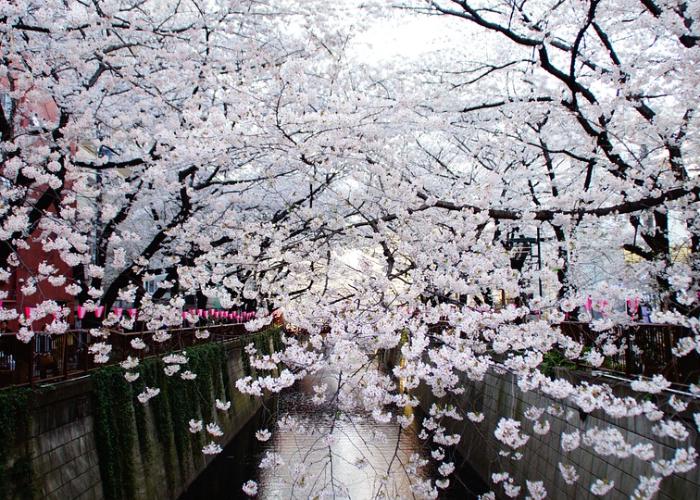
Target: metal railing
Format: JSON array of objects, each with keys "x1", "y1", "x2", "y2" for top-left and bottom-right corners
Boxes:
[
  {"x1": 2, "y1": 319, "x2": 696, "y2": 388},
  {"x1": 0, "y1": 322, "x2": 256, "y2": 389},
  {"x1": 559, "y1": 321, "x2": 700, "y2": 384},
  {"x1": 424, "y1": 319, "x2": 699, "y2": 385}
]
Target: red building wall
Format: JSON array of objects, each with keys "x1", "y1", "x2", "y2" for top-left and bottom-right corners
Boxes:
[{"x1": 1, "y1": 75, "x2": 76, "y2": 332}]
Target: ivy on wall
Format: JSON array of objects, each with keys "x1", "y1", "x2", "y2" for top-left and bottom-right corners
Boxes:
[
  {"x1": 241, "y1": 345, "x2": 252, "y2": 376},
  {"x1": 236, "y1": 327, "x2": 286, "y2": 415},
  {"x1": 239, "y1": 327, "x2": 283, "y2": 376},
  {"x1": 0, "y1": 327, "x2": 280, "y2": 500},
  {"x1": 92, "y1": 366, "x2": 138, "y2": 500},
  {"x1": 91, "y1": 341, "x2": 236, "y2": 500},
  {"x1": 271, "y1": 328, "x2": 283, "y2": 354},
  {"x1": 0, "y1": 387, "x2": 32, "y2": 500}
]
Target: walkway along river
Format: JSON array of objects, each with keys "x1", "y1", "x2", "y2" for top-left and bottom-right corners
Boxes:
[{"x1": 180, "y1": 369, "x2": 487, "y2": 499}]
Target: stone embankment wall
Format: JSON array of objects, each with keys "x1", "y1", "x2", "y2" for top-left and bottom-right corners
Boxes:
[
  {"x1": 24, "y1": 378, "x2": 102, "y2": 500},
  {"x1": 0, "y1": 329, "x2": 278, "y2": 500},
  {"x1": 382, "y1": 350, "x2": 700, "y2": 500}
]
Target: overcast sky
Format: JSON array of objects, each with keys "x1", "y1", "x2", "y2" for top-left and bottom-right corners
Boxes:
[{"x1": 348, "y1": 9, "x2": 477, "y2": 65}]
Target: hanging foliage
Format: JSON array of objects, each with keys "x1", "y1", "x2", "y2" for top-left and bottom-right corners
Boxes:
[
  {"x1": 0, "y1": 388, "x2": 32, "y2": 500},
  {"x1": 92, "y1": 342, "x2": 232, "y2": 500}
]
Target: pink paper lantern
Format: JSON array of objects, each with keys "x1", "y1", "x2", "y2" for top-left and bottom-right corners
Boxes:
[
  {"x1": 127, "y1": 308, "x2": 137, "y2": 319},
  {"x1": 94, "y1": 306, "x2": 104, "y2": 318},
  {"x1": 597, "y1": 299, "x2": 609, "y2": 317},
  {"x1": 114, "y1": 307, "x2": 123, "y2": 318},
  {"x1": 24, "y1": 306, "x2": 32, "y2": 319},
  {"x1": 77, "y1": 305, "x2": 86, "y2": 319},
  {"x1": 627, "y1": 297, "x2": 640, "y2": 318},
  {"x1": 197, "y1": 308, "x2": 204, "y2": 316}
]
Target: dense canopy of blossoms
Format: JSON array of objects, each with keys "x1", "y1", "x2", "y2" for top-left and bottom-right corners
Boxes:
[{"x1": 1, "y1": 0, "x2": 700, "y2": 498}]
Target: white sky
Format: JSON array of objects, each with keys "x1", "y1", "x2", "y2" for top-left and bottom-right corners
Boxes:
[{"x1": 348, "y1": 11, "x2": 478, "y2": 65}]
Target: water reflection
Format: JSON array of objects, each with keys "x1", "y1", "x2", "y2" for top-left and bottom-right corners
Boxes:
[{"x1": 180, "y1": 371, "x2": 486, "y2": 499}]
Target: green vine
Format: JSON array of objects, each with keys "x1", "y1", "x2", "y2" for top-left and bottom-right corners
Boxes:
[
  {"x1": 271, "y1": 327, "x2": 283, "y2": 353},
  {"x1": 240, "y1": 327, "x2": 284, "y2": 377},
  {"x1": 91, "y1": 339, "x2": 242, "y2": 500},
  {"x1": 145, "y1": 358, "x2": 179, "y2": 490},
  {"x1": 0, "y1": 328, "x2": 279, "y2": 500},
  {"x1": 92, "y1": 366, "x2": 138, "y2": 500},
  {"x1": 540, "y1": 349, "x2": 576, "y2": 377},
  {"x1": 254, "y1": 332, "x2": 268, "y2": 357},
  {"x1": 0, "y1": 387, "x2": 31, "y2": 500},
  {"x1": 241, "y1": 345, "x2": 252, "y2": 376}
]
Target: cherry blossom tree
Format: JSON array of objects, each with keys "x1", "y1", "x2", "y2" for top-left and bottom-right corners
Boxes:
[
  {"x1": 2, "y1": 0, "x2": 700, "y2": 499},
  {"x1": 396, "y1": 0, "x2": 700, "y2": 308},
  {"x1": 234, "y1": 1, "x2": 700, "y2": 497},
  {"x1": 1, "y1": 0, "x2": 379, "y2": 325}
]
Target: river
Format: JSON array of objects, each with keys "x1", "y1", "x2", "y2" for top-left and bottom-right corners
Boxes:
[{"x1": 180, "y1": 370, "x2": 486, "y2": 499}]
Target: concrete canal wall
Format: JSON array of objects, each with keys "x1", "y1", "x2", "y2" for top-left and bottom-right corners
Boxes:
[
  {"x1": 401, "y1": 355, "x2": 700, "y2": 500},
  {"x1": 0, "y1": 329, "x2": 278, "y2": 500}
]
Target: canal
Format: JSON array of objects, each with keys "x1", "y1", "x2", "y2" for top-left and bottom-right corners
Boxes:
[{"x1": 180, "y1": 370, "x2": 487, "y2": 499}]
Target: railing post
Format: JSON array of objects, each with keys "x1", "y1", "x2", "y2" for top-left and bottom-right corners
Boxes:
[
  {"x1": 624, "y1": 327, "x2": 634, "y2": 376},
  {"x1": 62, "y1": 332, "x2": 68, "y2": 380},
  {"x1": 666, "y1": 326, "x2": 677, "y2": 383},
  {"x1": 27, "y1": 341, "x2": 34, "y2": 387},
  {"x1": 84, "y1": 329, "x2": 90, "y2": 374}
]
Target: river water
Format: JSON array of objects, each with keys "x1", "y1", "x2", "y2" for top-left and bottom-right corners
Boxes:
[{"x1": 180, "y1": 370, "x2": 486, "y2": 499}]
